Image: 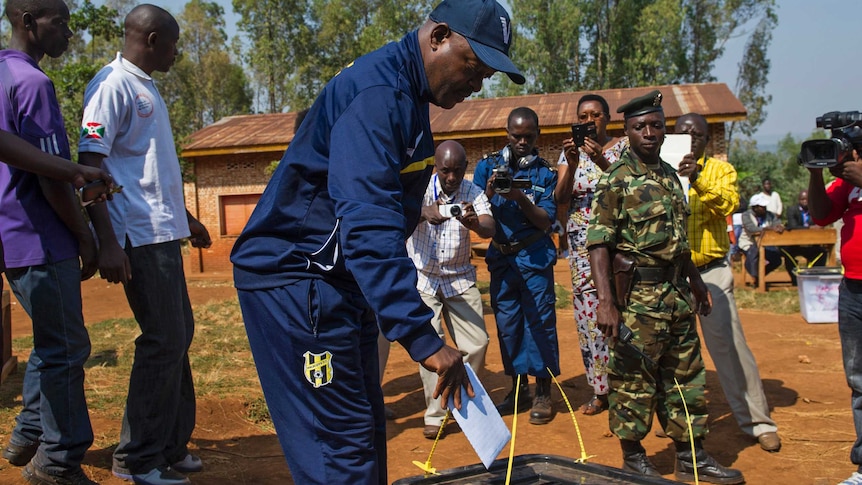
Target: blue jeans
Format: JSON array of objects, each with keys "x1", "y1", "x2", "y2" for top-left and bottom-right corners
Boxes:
[
  {"x1": 5, "y1": 258, "x2": 93, "y2": 474},
  {"x1": 113, "y1": 240, "x2": 195, "y2": 474},
  {"x1": 839, "y1": 278, "x2": 862, "y2": 472}
]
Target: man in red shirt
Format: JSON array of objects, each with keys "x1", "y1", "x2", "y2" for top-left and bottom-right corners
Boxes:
[{"x1": 808, "y1": 148, "x2": 862, "y2": 485}]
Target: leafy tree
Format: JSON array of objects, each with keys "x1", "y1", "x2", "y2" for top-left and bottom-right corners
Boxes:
[
  {"x1": 158, "y1": 0, "x2": 252, "y2": 175},
  {"x1": 233, "y1": 0, "x2": 312, "y2": 113},
  {"x1": 41, "y1": 0, "x2": 123, "y2": 158},
  {"x1": 505, "y1": 0, "x2": 776, "y2": 137},
  {"x1": 728, "y1": 7, "x2": 777, "y2": 144},
  {"x1": 728, "y1": 130, "x2": 828, "y2": 211}
]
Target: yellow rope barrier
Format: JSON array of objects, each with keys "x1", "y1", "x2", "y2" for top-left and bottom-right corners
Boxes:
[
  {"x1": 549, "y1": 368, "x2": 595, "y2": 463},
  {"x1": 674, "y1": 377, "x2": 699, "y2": 484},
  {"x1": 504, "y1": 374, "x2": 521, "y2": 485},
  {"x1": 412, "y1": 409, "x2": 451, "y2": 477}
]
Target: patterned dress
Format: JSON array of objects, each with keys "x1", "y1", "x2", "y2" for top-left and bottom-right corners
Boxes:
[{"x1": 558, "y1": 138, "x2": 628, "y2": 396}]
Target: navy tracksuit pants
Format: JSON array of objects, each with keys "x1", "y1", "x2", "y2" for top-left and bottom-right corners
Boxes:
[{"x1": 238, "y1": 278, "x2": 386, "y2": 485}]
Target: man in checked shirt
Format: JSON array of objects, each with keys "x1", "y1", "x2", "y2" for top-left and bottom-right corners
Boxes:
[{"x1": 406, "y1": 140, "x2": 496, "y2": 440}]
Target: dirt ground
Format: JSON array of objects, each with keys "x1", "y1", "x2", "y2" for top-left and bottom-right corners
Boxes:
[{"x1": 0, "y1": 259, "x2": 856, "y2": 485}]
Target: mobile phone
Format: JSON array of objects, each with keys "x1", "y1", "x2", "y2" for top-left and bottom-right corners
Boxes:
[
  {"x1": 79, "y1": 179, "x2": 123, "y2": 206},
  {"x1": 571, "y1": 121, "x2": 597, "y2": 147}
]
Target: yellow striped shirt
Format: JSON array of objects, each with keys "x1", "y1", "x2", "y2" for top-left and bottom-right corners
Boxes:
[{"x1": 687, "y1": 156, "x2": 740, "y2": 267}]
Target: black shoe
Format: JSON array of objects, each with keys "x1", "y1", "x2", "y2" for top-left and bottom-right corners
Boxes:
[
  {"x1": 496, "y1": 386, "x2": 531, "y2": 416},
  {"x1": 3, "y1": 441, "x2": 38, "y2": 467},
  {"x1": 675, "y1": 449, "x2": 745, "y2": 484},
  {"x1": 22, "y1": 463, "x2": 97, "y2": 485},
  {"x1": 528, "y1": 395, "x2": 554, "y2": 424},
  {"x1": 622, "y1": 451, "x2": 661, "y2": 477}
]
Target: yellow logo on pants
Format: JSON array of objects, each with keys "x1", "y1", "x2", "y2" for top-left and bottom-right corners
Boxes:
[{"x1": 303, "y1": 351, "x2": 333, "y2": 388}]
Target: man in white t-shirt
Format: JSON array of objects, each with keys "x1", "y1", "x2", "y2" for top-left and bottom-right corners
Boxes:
[
  {"x1": 406, "y1": 140, "x2": 495, "y2": 439},
  {"x1": 78, "y1": 6, "x2": 210, "y2": 485}
]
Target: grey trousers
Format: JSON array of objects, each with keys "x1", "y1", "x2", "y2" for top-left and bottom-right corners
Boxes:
[{"x1": 698, "y1": 258, "x2": 778, "y2": 437}]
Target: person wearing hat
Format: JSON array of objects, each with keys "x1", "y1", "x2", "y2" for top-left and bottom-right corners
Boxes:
[
  {"x1": 677, "y1": 112, "x2": 782, "y2": 452},
  {"x1": 738, "y1": 192, "x2": 785, "y2": 285},
  {"x1": 586, "y1": 91, "x2": 744, "y2": 483},
  {"x1": 230, "y1": 1, "x2": 525, "y2": 483}
]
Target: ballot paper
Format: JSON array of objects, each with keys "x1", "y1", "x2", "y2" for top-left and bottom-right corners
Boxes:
[
  {"x1": 446, "y1": 365, "x2": 511, "y2": 469},
  {"x1": 660, "y1": 133, "x2": 692, "y2": 201}
]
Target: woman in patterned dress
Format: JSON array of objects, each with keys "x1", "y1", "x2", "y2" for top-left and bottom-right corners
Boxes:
[{"x1": 554, "y1": 94, "x2": 628, "y2": 415}]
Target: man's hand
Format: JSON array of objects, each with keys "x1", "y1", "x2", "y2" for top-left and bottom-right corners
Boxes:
[
  {"x1": 677, "y1": 153, "x2": 699, "y2": 179},
  {"x1": 830, "y1": 153, "x2": 862, "y2": 187},
  {"x1": 690, "y1": 279, "x2": 713, "y2": 316},
  {"x1": 420, "y1": 345, "x2": 474, "y2": 411},
  {"x1": 78, "y1": 231, "x2": 99, "y2": 281},
  {"x1": 595, "y1": 302, "x2": 622, "y2": 341},
  {"x1": 72, "y1": 165, "x2": 115, "y2": 196},
  {"x1": 421, "y1": 203, "x2": 448, "y2": 225},
  {"x1": 188, "y1": 217, "x2": 212, "y2": 249},
  {"x1": 456, "y1": 202, "x2": 479, "y2": 228},
  {"x1": 99, "y1": 239, "x2": 131, "y2": 284}
]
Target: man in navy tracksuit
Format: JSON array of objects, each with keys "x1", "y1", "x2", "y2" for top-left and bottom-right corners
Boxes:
[{"x1": 230, "y1": 1, "x2": 524, "y2": 483}]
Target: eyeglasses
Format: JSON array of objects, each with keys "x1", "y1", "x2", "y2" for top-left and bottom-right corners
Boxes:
[{"x1": 578, "y1": 111, "x2": 605, "y2": 121}]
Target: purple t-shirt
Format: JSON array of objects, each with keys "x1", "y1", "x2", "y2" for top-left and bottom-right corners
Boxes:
[{"x1": 0, "y1": 50, "x2": 77, "y2": 269}]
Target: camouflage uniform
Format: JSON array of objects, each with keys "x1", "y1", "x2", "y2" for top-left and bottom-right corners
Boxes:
[{"x1": 585, "y1": 149, "x2": 708, "y2": 443}]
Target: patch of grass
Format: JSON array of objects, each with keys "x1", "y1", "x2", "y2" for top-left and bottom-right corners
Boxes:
[{"x1": 734, "y1": 286, "x2": 801, "y2": 314}]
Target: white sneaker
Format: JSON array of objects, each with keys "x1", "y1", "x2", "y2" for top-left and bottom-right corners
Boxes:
[
  {"x1": 839, "y1": 472, "x2": 862, "y2": 485},
  {"x1": 171, "y1": 454, "x2": 203, "y2": 473}
]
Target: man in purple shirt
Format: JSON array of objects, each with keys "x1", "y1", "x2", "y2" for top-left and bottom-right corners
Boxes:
[{"x1": 0, "y1": 1, "x2": 98, "y2": 484}]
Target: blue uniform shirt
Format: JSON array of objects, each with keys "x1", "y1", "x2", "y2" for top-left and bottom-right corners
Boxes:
[
  {"x1": 473, "y1": 151, "x2": 558, "y2": 269},
  {"x1": 231, "y1": 31, "x2": 441, "y2": 362}
]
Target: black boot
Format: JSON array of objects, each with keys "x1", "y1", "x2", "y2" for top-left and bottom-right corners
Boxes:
[
  {"x1": 496, "y1": 374, "x2": 530, "y2": 415},
  {"x1": 674, "y1": 439, "x2": 745, "y2": 484},
  {"x1": 529, "y1": 377, "x2": 554, "y2": 424},
  {"x1": 620, "y1": 439, "x2": 660, "y2": 477}
]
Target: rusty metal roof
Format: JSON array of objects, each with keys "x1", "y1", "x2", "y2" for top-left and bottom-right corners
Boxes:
[{"x1": 182, "y1": 82, "x2": 746, "y2": 157}]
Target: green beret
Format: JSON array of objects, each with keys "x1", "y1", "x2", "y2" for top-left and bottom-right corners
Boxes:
[{"x1": 617, "y1": 90, "x2": 664, "y2": 119}]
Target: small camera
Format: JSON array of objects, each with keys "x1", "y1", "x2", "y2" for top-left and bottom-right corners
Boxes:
[
  {"x1": 492, "y1": 165, "x2": 532, "y2": 194},
  {"x1": 571, "y1": 121, "x2": 597, "y2": 147},
  {"x1": 438, "y1": 203, "x2": 464, "y2": 218},
  {"x1": 799, "y1": 111, "x2": 862, "y2": 168}
]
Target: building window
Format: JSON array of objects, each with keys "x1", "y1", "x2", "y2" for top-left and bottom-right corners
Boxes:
[{"x1": 220, "y1": 194, "x2": 261, "y2": 236}]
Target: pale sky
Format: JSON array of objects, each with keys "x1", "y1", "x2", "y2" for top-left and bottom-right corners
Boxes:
[{"x1": 124, "y1": 0, "x2": 862, "y2": 146}]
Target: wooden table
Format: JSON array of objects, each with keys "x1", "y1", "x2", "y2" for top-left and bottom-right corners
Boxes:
[{"x1": 757, "y1": 228, "x2": 837, "y2": 292}]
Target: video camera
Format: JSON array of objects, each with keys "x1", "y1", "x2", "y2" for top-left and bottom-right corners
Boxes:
[
  {"x1": 492, "y1": 165, "x2": 532, "y2": 194},
  {"x1": 799, "y1": 111, "x2": 862, "y2": 168}
]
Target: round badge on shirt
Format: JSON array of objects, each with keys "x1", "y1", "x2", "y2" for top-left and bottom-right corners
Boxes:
[{"x1": 134, "y1": 93, "x2": 155, "y2": 118}]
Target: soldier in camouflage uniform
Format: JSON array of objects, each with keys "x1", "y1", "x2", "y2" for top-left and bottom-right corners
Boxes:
[{"x1": 585, "y1": 90, "x2": 744, "y2": 484}]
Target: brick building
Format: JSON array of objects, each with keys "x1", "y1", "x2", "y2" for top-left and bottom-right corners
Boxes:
[{"x1": 181, "y1": 83, "x2": 746, "y2": 274}]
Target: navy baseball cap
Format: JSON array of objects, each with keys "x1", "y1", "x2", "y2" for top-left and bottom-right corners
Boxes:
[{"x1": 429, "y1": 0, "x2": 526, "y2": 85}]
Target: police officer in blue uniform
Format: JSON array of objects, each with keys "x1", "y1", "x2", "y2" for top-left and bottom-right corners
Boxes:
[
  {"x1": 229, "y1": 1, "x2": 525, "y2": 484},
  {"x1": 473, "y1": 107, "x2": 560, "y2": 425}
]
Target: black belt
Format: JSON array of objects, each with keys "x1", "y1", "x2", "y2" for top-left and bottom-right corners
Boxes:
[
  {"x1": 492, "y1": 230, "x2": 547, "y2": 256},
  {"x1": 636, "y1": 265, "x2": 684, "y2": 284},
  {"x1": 696, "y1": 258, "x2": 725, "y2": 273}
]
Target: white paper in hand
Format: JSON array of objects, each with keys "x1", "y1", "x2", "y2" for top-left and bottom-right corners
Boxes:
[
  {"x1": 660, "y1": 133, "x2": 692, "y2": 201},
  {"x1": 446, "y1": 365, "x2": 511, "y2": 469}
]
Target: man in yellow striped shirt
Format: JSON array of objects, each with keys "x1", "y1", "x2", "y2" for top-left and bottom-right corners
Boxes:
[{"x1": 675, "y1": 113, "x2": 781, "y2": 453}]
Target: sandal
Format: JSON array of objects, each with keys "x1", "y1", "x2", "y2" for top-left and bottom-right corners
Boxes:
[{"x1": 579, "y1": 394, "x2": 609, "y2": 415}]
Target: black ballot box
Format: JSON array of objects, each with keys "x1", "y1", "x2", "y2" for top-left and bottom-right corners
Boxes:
[{"x1": 393, "y1": 454, "x2": 684, "y2": 485}]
